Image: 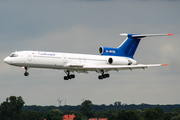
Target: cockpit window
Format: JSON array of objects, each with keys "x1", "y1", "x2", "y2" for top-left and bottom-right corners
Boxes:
[{"x1": 10, "y1": 53, "x2": 18, "y2": 57}]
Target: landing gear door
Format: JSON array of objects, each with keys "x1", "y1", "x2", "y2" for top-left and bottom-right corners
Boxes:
[{"x1": 27, "y1": 52, "x2": 32, "y2": 61}]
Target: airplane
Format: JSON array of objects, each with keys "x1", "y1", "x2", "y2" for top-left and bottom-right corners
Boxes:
[{"x1": 4, "y1": 33, "x2": 172, "y2": 80}]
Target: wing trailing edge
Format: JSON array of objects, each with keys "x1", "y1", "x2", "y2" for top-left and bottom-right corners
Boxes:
[{"x1": 83, "y1": 64, "x2": 167, "y2": 70}]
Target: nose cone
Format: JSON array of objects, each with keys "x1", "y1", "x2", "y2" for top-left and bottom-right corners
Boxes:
[{"x1": 4, "y1": 57, "x2": 11, "y2": 64}]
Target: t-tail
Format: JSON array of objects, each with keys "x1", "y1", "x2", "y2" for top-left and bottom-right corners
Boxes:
[{"x1": 99, "y1": 33, "x2": 173, "y2": 59}]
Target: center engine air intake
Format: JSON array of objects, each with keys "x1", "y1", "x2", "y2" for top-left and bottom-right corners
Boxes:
[
  {"x1": 99, "y1": 47, "x2": 103, "y2": 54},
  {"x1": 99, "y1": 46, "x2": 119, "y2": 56}
]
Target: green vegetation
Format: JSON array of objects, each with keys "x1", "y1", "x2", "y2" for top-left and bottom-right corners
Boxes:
[
  {"x1": 1, "y1": 96, "x2": 180, "y2": 120},
  {"x1": 0, "y1": 96, "x2": 25, "y2": 120}
]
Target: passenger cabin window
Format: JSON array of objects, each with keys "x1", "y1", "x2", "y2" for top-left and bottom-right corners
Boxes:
[{"x1": 10, "y1": 53, "x2": 18, "y2": 57}]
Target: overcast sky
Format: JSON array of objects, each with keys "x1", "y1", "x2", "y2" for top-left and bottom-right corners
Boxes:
[{"x1": 1, "y1": 0, "x2": 180, "y2": 106}]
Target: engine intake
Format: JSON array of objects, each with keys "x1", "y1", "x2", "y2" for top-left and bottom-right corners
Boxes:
[
  {"x1": 108, "y1": 57, "x2": 130, "y2": 65},
  {"x1": 99, "y1": 46, "x2": 118, "y2": 56},
  {"x1": 108, "y1": 57, "x2": 113, "y2": 64},
  {"x1": 99, "y1": 47, "x2": 103, "y2": 54}
]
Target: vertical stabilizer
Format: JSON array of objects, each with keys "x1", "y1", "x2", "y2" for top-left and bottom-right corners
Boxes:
[
  {"x1": 118, "y1": 34, "x2": 141, "y2": 58},
  {"x1": 118, "y1": 33, "x2": 173, "y2": 59},
  {"x1": 99, "y1": 33, "x2": 173, "y2": 59}
]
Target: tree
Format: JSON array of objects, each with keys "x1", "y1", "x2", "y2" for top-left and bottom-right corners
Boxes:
[
  {"x1": 74, "y1": 116, "x2": 81, "y2": 120},
  {"x1": 49, "y1": 109, "x2": 63, "y2": 117},
  {"x1": 116, "y1": 110, "x2": 140, "y2": 120},
  {"x1": 144, "y1": 108, "x2": 164, "y2": 120},
  {"x1": 171, "y1": 108, "x2": 180, "y2": 117},
  {"x1": 114, "y1": 101, "x2": 121, "y2": 106},
  {"x1": 79, "y1": 100, "x2": 93, "y2": 118},
  {"x1": 108, "y1": 112, "x2": 117, "y2": 120},
  {"x1": 172, "y1": 113, "x2": 180, "y2": 120},
  {"x1": 94, "y1": 111, "x2": 103, "y2": 118},
  {"x1": 0, "y1": 96, "x2": 25, "y2": 120},
  {"x1": 51, "y1": 116, "x2": 63, "y2": 120},
  {"x1": 26, "y1": 110, "x2": 41, "y2": 120},
  {"x1": 46, "y1": 113, "x2": 52, "y2": 120},
  {"x1": 46, "y1": 109, "x2": 63, "y2": 120}
]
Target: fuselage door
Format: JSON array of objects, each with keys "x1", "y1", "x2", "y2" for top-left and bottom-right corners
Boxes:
[
  {"x1": 62, "y1": 54, "x2": 67, "y2": 63},
  {"x1": 27, "y1": 52, "x2": 32, "y2": 61}
]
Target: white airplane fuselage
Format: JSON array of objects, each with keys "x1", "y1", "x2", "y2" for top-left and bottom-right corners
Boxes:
[{"x1": 4, "y1": 51, "x2": 137, "y2": 72}]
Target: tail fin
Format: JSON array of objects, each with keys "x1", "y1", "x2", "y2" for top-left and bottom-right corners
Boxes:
[
  {"x1": 118, "y1": 33, "x2": 173, "y2": 58},
  {"x1": 99, "y1": 33, "x2": 173, "y2": 59}
]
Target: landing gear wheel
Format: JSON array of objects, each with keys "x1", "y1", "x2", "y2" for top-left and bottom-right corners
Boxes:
[
  {"x1": 98, "y1": 75, "x2": 103, "y2": 80},
  {"x1": 70, "y1": 74, "x2": 75, "y2": 79},
  {"x1": 105, "y1": 74, "x2": 110, "y2": 78},
  {"x1": 64, "y1": 76, "x2": 68, "y2": 80},
  {"x1": 63, "y1": 70, "x2": 75, "y2": 80},
  {"x1": 63, "y1": 74, "x2": 75, "y2": 80},
  {"x1": 68, "y1": 75, "x2": 72, "y2": 79},
  {"x1": 24, "y1": 67, "x2": 29, "y2": 76},
  {"x1": 24, "y1": 72, "x2": 29, "y2": 76},
  {"x1": 103, "y1": 74, "x2": 106, "y2": 78},
  {"x1": 98, "y1": 70, "x2": 110, "y2": 80}
]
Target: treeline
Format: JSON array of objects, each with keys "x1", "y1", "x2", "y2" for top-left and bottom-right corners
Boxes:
[
  {"x1": 1, "y1": 96, "x2": 180, "y2": 120},
  {"x1": 24, "y1": 101, "x2": 180, "y2": 113}
]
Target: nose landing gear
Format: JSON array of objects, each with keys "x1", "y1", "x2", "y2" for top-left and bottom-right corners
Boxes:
[{"x1": 24, "y1": 67, "x2": 29, "y2": 76}]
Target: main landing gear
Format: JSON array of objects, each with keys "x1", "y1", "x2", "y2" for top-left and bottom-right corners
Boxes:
[
  {"x1": 98, "y1": 70, "x2": 110, "y2": 80},
  {"x1": 64, "y1": 70, "x2": 75, "y2": 80},
  {"x1": 24, "y1": 67, "x2": 29, "y2": 76}
]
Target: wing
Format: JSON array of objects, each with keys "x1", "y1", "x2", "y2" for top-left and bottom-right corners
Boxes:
[{"x1": 65, "y1": 63, "x2": 167, "y2": 73}]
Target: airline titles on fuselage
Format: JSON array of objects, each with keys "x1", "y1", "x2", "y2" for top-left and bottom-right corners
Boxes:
[{"x1": 38, "y1": 52, "x2": 55, "y2": 56}]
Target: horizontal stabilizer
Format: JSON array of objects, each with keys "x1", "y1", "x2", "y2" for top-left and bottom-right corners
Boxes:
[{"x1": 120, "y1": 33, "x2": 173, "y2": 38}]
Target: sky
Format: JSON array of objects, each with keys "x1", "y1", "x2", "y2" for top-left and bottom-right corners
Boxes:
[{"x1": 0, "y1": 0, "x2": 180, "y2": 106}]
